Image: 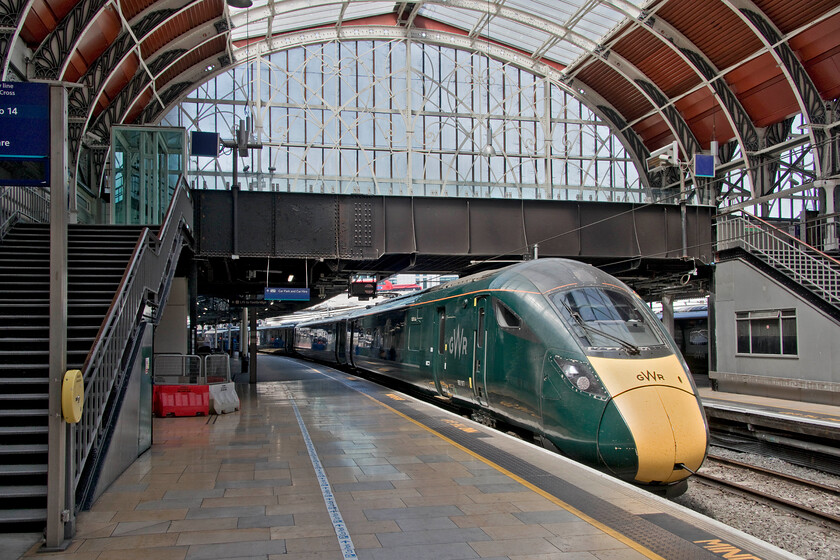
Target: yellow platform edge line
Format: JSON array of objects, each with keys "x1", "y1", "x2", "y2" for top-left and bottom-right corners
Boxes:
[{"x1": 364, "y1": 393, "x2": 666, "y2": 560}]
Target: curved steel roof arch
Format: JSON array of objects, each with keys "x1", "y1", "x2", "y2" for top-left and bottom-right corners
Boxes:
[
  {"x1": 722, "y1": 0, "x2": 832, "y2": 177},
  {"x1": 0, "y1": 0, "x2": 35, "y2": 79},
  {"x1": 3, "y1": 0, "x2": 839, "y2": 206},
  {"x1": 28, "y1": 0, "x2": 109, "y2": 80},
  {"x1": 624, "y1": 14, "x2": 760, "y2": 155}
]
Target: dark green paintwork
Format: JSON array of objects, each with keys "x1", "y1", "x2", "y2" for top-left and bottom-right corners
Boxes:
[{"x1": 293, "y1": 258, "x2": 704, "y2": 482}]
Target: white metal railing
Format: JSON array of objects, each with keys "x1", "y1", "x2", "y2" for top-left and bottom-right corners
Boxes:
[
  {"x1": 716, "y1": 211, "x2": 840, "y2": 308},
  {"x1": 204, "y1": 354, "x2": 232, "y2": 384},
  {"x1": 0, "y1": 185, "x2": 50, "y2": 240},
  {"x1": 153, "y1": 354, "x2": 203, "y2": 385},
  {"x1": 804, "y1": 211, "x2": 840, "y2": 253},
  {"x1": 152, "y1": 354, "x2": 232, "y2": 385},
  {"x1": 73, "y1": 178, "x2": 193, "y2": 488}
]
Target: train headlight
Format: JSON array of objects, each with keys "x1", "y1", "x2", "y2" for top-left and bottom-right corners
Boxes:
[{"x1": 553, "y1": 357, "x2": 609, "y2": 400}]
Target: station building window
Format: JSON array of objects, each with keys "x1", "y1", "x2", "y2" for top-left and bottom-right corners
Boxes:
[{"x1": 736, "y1": 310, "x2": 797, "y2": 356}]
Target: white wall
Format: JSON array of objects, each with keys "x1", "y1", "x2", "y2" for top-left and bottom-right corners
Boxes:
[
  {"x1": 714, "y1": 258, "x2": 839, "y2": 385},
  {"x1": 154, "y1": 277, "x2": 188, "y2": 354}
]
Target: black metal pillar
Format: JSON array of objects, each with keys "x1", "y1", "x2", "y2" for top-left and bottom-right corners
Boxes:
[{"x1": 249, "y1": 311, "x2": 258, "y2": 384}]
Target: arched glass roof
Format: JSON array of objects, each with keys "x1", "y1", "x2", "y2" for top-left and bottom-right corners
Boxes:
[
  {"x1": 4, "y1": 0, "x2": 839, "y2": 220},
  {"x1": 227, "y1": 1, "x2": 641, "y2": 66},
  {"x1": 163, "y1": 39, "x2": 645, "y2": 202}
]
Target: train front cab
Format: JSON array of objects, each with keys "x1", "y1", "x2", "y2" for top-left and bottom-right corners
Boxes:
[
  {"x1": 591, "y1": 354, "x2": 708, "y2": 493},
  {"x1": 543, "y1": 284, "x2": 708, "y2": 495}
]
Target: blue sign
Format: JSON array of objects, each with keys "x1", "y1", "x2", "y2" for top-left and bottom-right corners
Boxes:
[
  {"x1": 190, "y1": 131, "x2": 220, "y2": 157},
  {"x1": 0, "y1": 82, "x2": 50, "y2": 186},
  {"x1": 694, "y1": 154, "x2": 715, "y2": 178},
  {"x1": 265, "y1": 287, "x2": 310, "y2": 301},
  {"x1": 0, "y1": 82, "x2": 50, "y2": 158}
]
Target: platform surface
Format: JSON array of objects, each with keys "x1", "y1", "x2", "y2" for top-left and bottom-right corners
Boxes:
[
  {"x1": 699, "y1": 386, "x2": 840, "y2": 431},
  {"x1": 19, "y1": 355, "x2": 799, "y2": 560}
]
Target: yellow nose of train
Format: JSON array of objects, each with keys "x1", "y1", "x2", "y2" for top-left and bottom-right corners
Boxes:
[{"x1": 589, "y1": 355, "x2": 708, "y2": 485}]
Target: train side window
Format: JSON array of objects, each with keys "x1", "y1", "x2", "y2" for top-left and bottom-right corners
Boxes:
[
  {"x1": 437, "y1": 307, "x2": 446, "y2": 353},
  {"x1": 477, "y1": 308, "x2": 485, "y2": 348}
]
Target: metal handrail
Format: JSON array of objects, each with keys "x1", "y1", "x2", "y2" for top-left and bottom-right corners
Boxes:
[
  {"x1": 73, "y1": 178, "x2": 193, "y2": 487},
  {"x1": 802, "y1": 211, "x2": 840, "y2": 254},
  {"x1": 716, "y1": 211, "x2": 840, "y2": 307},
  {"x1": 0, "y1": 185, "x2": 50, "y2": 240}
]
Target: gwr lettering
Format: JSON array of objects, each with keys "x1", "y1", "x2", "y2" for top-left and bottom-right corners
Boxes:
[{"x1": 636, "y1": 370, "x2": 664, "y2": 382}]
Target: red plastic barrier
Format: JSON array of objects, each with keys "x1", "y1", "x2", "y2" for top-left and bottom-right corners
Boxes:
[{"x1": 153, "y1": 385, "x2": 209, "y2": 417}]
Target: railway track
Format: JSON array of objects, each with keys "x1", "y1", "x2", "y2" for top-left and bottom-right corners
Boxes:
[{"x1": 695, "y1": 453, "x2": 840, "y2": 528}]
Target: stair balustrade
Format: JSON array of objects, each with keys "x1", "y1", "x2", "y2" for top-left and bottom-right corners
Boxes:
[
  {"x1": 72, "y1": 179, "x2": 193, "y2": 496},
  {"x1": 716, "y1": 211, "x2": 840, "y2": 309},
  {"x1": 0, "y1": 186, "x2": 50, "y2": 240}
]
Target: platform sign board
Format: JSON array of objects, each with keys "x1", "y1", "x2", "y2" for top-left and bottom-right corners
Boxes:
[
  {"x1": 190, "y1": 131, "x2": 220, "y2": 157},
  {"x1": 350, "y1": 281, "x2": 377, "y2": 300},
  {"x1": 264, "y1": 287, "x2": 310, "y2": 301},
  {"x1": 0, "y1": 82, "x2": 50, "y2": 186},
  {"x1": 694, "y1": 154, "x2": 715, "y2": 178}
]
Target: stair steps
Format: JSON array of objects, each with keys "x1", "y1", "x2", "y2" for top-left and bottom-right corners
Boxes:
[{"x1": 0, "y1": 223, "x2": 146, "y2": 530}]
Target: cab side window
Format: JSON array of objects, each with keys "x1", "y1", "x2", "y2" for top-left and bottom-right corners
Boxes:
[
  {"x1": 493, "y1": 299, "x2": 536, "y2": 341},
  {"x1": 494, "y1": 300, "x2": 521, "y2": 329}
]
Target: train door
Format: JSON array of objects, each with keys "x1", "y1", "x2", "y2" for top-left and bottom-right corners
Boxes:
[
  {"x1": 336, "y1": 320, "x2": 347, "y2": 365},
  {"x1": 472, "y1": 296, "x2": 488, "y2": 406},
  {"x1": 346, "y1": 321, "x2": 357, "y2": 368},
  {"x1": 432, "y1": 306, "x2": 447, "y2": 396}
]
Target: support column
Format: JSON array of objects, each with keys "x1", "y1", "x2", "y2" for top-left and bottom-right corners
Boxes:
[
  {"x1": 227, "y1": 322, "x2": 233, "y2": 356},
  {"x1": 188, "y1": 262, "x2": 198, "y2": 355},
  {"x1": 250, "y1": 312, "x2": 258, "y2": 384},
  {"x1": 46, "y1": 85, "x2": 72, "y2": 550},
  {"x1": 661, "y1": 294, "x2": 675, "y2": 339},
  {"x1": 679, "y1": 167, "x2": 687, "y2": 258},
  {"x1": 240, "y1": 308, "x2": 248, "y2": 361},
  {"x1": 816, "y1": 179, "x2": 838, "y2": 251}
]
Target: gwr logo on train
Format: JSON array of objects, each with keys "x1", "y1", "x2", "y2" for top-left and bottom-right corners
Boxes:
[
  {"x1": 637, "y1": 370, "x2": 664, "y2": 382},
  {"x1": 449, "y1": 325, "x2": 469, "y2": 359}
]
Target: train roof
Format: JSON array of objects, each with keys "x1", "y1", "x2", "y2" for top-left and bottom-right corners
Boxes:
[
  {"x1": 491, "y1": 258, "x2": 631, "y2": 295},
  {"x1": 294, "y1": 259, "x2": 633, "y2": 327}
]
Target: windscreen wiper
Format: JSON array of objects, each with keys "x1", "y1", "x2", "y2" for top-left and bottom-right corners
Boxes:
[{"x1": 559, "y1": 300, "x2": 641, "y2": 355}]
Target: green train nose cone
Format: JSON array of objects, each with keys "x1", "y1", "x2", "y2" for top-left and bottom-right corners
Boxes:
[
  {"x1": 597, "y1": 399, "x2": 638, "y2": 480},
  {"x1": 599, "y1": 387, "x2": 707, "y2": 484}
]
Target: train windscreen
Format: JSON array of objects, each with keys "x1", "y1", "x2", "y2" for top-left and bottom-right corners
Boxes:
[{"x1": 552, "y1": 287, "x2": 665, "y2": 352}]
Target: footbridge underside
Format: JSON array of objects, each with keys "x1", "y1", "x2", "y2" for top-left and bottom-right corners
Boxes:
[{"x1": 195, "y1": 190, "x2": 713, "y2": 310}]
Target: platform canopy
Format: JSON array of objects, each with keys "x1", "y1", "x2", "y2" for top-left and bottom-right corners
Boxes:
[{"x1": 2, "y1": 0, "x2": 838, "y2": 204}]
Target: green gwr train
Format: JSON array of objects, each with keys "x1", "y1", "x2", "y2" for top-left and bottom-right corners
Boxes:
[{"x1": 293, "y1": 258, "x2": 708, "y2": 496}]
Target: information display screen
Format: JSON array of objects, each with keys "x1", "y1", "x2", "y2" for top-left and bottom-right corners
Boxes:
[
  {"x1": 264, "y1": 287, "x2": 311, "y2": 301},
  {"x1": 694, "y1": 154, "x2": 715, "y2": 178},
  {"x1": 190, "y1": 131, "x2": 220, "y2": 157},
  {"x1": 0, "y1": 82, "x2": 50, "y2": 186}
]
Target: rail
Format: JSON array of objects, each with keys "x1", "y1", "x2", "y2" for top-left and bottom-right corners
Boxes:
[
  {"x1": 0, "y1": 185, "x2": 50, "y2": 240},
  {"x1": 804, "y1": 211, "x2": 840, "y2": 253},
  {"x1": 716, "y1": 211, "x2": 840, "y2": 308},
  {"x1": 73, "y1": 178, "x2": 193, "y2": 489}
]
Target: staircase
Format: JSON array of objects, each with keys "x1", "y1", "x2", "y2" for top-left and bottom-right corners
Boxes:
[
  {"x1": 0, "y1": 223, "x2": 145, "y2": 528},
  {"x1": 716, "y1": 212, "x2": 840, "y2": 312}
]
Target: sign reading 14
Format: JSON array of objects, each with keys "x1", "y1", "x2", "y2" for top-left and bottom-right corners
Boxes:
[{"x1": 0, "y1": 107, "x2": 17, "y2": 115}]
